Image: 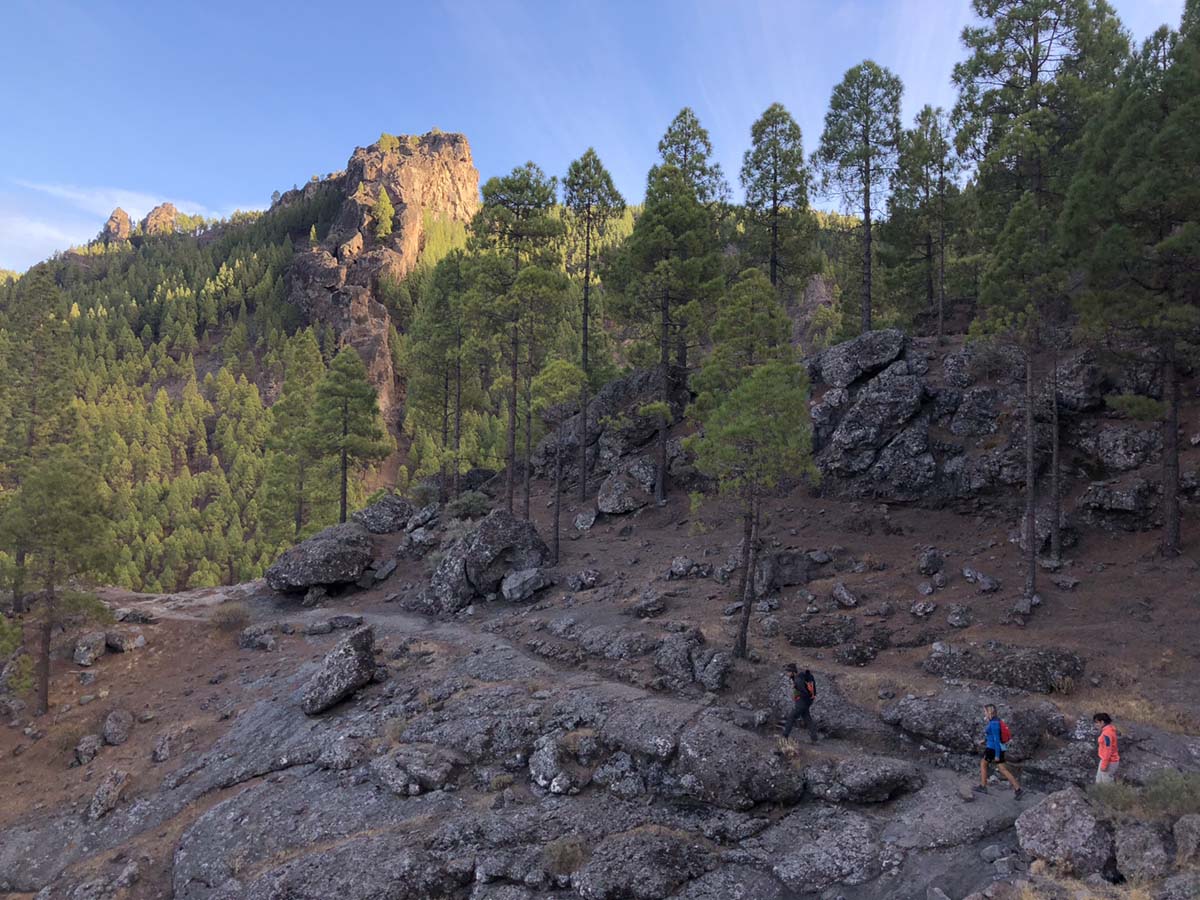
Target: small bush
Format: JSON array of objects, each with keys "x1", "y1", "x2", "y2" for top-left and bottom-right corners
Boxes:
[
  {"x1": 542, "y1": 835, "x2": 588, "y2": 876},
  {"x1": 409, "y1": 479, "x2": 440, "y2": 507},
  {"x1": 445, "y1": 490, "x2": 490, "y2": 520},
  {"x1": 1091, "y1": 770, "x2": 1200, "y2": 822},
  {"x1": 1050, "y1": 673, "x2": 1075, "y2": 695},
  {"x1": 211, "y1": 602, "x2": 250, "y2": 632},
  {"x1": 377, "y1": 132, "x2": 400, "y2": 154}
]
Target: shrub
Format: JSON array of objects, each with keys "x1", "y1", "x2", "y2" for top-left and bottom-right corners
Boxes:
[
  {"x1": 211, "y1": 602, "x2": 250, "y2": 632},
  {"x1": 445, "y1": 490, "x2": 490, "y2": 520},
  {"x1": 542, "y1": 835, "x2": 587, "y2": 877},
  {"x1": 377, "y1": 132, "x2": 400, "y2": 154},
  {"x1": 408, "y1": 479, "x2": 440, "y2": 507},
  {"x1": 1091, "y1": 770, "x2": 1200, "y2": 822}
]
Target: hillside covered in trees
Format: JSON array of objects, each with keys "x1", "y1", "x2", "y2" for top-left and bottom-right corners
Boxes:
[{"x1": 1, "y1": 0, "x2": 1197, "y2": 609}]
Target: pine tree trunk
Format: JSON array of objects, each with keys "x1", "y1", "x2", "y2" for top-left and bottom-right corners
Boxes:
[
  {"x1": 523, "y1": 364, "x2": 533, "y2": 522},
  {"x1": 12, "y1": 547, "x2": 27, "y2": 615},
  {"x1": 656, "y1": 288, "x2": 669, "y2": 505},
  {"x1": 861, "y1": 148, "x2": 873, "y2": 334},
  {"x1": 440, "y1": 370, "x2": 450, "y2": 503},
  {"x1": 925, "y1": 231, "x2": 935, "y2": 315},
  {"x1": 506, "y1": 323, "x2": 518, "y2": 514},
  {"x1": 1162, "y1": 356, "x2": 1181, "y2": 556},
  {"x1": 937, "y1": 193, "x2": 946, "y2": 343},
  {"x1": 295, "y1": 461, "x2": 305, "y2": 539},
  {"x1": 1049, "y1": 351, "x2": 1062, "y2": 562},
  {"x1": 770, "y1": 185, "x2": 779, "y2": 288},
  {"x1": 36, "y1": 585, "x2": 53, "y2": 716},
  {"x1": 453, "y1": 329, "x2": 463, "y2": 499},
  {"x1": 1024, "y1": 348, "x2": 1037, "y2": 598},
  {"x1": 339, "y1": 401, "x2": 349, "y2": 524},
  {"x1": 732, "y1": 504, "x2": 755, "y2": 638},
  {"x1": 579, "y1": 221, "x2": 591, "y2": 503},
  {"x1": 734, "y1": 501, "x2": 759, "y2": 659},
  {"x1": 553, "y1": 421, "x2": 562, "y2": 565}
]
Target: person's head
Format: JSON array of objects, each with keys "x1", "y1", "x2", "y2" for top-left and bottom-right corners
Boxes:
[
  {"x1": 1093, "y1": 713, "x2": 1112, "y2": 727},
  {"x1": 784, "y1": 663, "x2": 798, "y2": 675},
  {"x1": 984, "y1": 704, "x2": 997, "y2": 720}
]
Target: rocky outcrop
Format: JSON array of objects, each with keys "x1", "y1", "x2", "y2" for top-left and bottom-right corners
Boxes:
[
  {"x1": 140, "y1": 202, "x2": 178, "y2": 235},
  {"x1": 351, "y1": 494, "x2": 414, "y2": 533},
  {"x1": 1016, "y1": 786, "x2": 1113, "y2": 876},
  {"x1": 283, "y1": 132, "x2": 480, "y2": 421},
  {"x1": 922, "y1": 640, "x2": 1084, "y2": 693},
  {"x1": 265, "y1": 523, "x2": 374, "y2": 593},
  {"x1": 102, "y1": 207, "x2": 131, "y2": 242},
  {"x1": 420, "y1": 510, "x2": 550, "y2": 614},
  {"x1": 881, "y1": 691, "x2": 1064, "y2": 761}
]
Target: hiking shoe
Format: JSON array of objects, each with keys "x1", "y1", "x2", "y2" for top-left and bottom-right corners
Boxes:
[
  {"x1": 973, "y1": 785, "x2": 989, "y2": 794},
  {"x1": 1014, "y1": 788, "x2": 1025, "y2": 801}
]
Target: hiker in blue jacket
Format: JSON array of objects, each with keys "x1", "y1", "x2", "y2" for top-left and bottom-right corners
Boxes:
[{"x1": 975, "y1": 703, "x2": 1024, "y2": 800}]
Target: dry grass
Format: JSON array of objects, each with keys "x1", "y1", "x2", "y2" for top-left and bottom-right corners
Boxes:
[
  {"x1": 1089, "y1": 770, "x2": 1200, "y2": 822},
  {"x1": 541, "y1": 835, "x2": 588, "y2": 876},
  {"x1": 210, "y1": 602, "x2": 250, "y2": 632},
  {"x1": 1103, "y1": 695, "x2": 1200, "y2": 735}
]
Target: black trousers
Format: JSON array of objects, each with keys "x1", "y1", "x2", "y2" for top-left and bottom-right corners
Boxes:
[{"x1": 783, "y1": 698, "x2": 817, "y2": 740}]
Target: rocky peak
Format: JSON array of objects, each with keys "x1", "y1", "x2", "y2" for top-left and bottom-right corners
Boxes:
[
  {"x1": 141, "y1": 202, "x2": 179, "y2": 236},
  {"x1": 102, "y1": 207, "x2": 131, "y2": 242},
  {"x1": 286, "y1": 131, "x2": 480, "y2": 421}
]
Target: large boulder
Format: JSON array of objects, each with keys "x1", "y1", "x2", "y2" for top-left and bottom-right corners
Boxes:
[
  {"x1": 669, "y1": 715, "x2": 806, "y2": 810},
  {"x1": 803, "y1": 755, "x2": 924, "y2": 803},
  {"x1": 351, "y1": 495, "x2": 414, "y2": 533},
  {"x1": 86, "y1": 770, "x2": 129, "y2": 821},
  {"x1": 266, "y1": 523, "x2": 374, "y2": 593},
  {"x1": 299, "y1": 626, "x2": 376, "y2": 715},
  {"x1": 73, "y1": 632, "x2": 107, "y2": 666},
  {"x1": 820, "y1": 361, "x2": 926, "y2": 475},
  {"x1": 1079, "y1": 424, "x2": 1162, "y2": 473},
  {"x1": 597, "y1": 472, "x2": 652, "y2": 515},
  {"x1": 881, "y1": 691, "x2": 1063, "y2": 761},
  {"x1": 922, "y1": 640, "x2": 1084, "y2": 693},
  {"x1": 1114, "y1": 823, "x2": 1170, "y2": 883},
  {"x1": 809, "y1": 328, "x2": 907, "y2": 388},
  {"x1": 747, "y1": 806, "x2": 881, "y2": 892},
  {"x1": 572, "y1": 829, "x2": 711, "y2": 900},
  {"x1": 1015, "y1": 786, "x2": 1113, "y2": 876},
  {"x1": 423, "y1": 510, "x2": 550, "y2": 614},
  {"x1": 102, "y1": 709, "x2": 134, "y2": 746}
]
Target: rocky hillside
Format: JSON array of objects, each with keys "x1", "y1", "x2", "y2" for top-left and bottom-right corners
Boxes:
[{"x1": 281, "y1": 131, "x2": 479, "y2": 421}]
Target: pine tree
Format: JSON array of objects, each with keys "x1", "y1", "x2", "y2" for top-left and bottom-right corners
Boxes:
[
  {"x1": 740, "y1": 103, "x2": 815, "y2": 291},
  {"x1": 688, "y1": 361, "x2": 816, "y2": 658},
  {"x1": 309, "y1": 224, "x2": 318, "y2": 245},
  {"x1": 564, "y1": 149, "x2": 625, "y2": 501},
  {"x1": 813, "y1": 61, "x2": 904, "y2": 333},
  {"x1": 312, "y1": 348, "x2": 393, "y2": 523},
  {"x1": 1062, "y1": 13, "x2": 1200, "y2": 555},
  {"x1": 658, "y1": 108, "x2": 729, "y2": 204},
  {"x1": 0, "y1": 449, "x2": 113, "y2": 715},
  {"x1": 373, "y1": 186, "x2": 395, "y2": 239},
  {"x1": 609, "y1": 164, "x2": 722, "y2": 503},
  {"x1": 469, "y1": 163, "x2": 563, "y2": 514},
  {"x1": 532, "y1": 358, "x2": 586, "y2": 564}
]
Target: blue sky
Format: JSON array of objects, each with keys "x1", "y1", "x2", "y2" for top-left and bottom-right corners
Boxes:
[{"x1": 1, "y1": 0, "x2": 1185, "y2": 271}]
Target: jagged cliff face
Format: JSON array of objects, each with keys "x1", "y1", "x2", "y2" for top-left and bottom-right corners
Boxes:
[{"x1": 284, "y1": 132, "x2": 480, "y2": 421}]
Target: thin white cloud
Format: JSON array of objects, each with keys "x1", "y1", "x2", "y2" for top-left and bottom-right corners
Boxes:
[
  {"x1": 12, "y1": 179, "x2": 225, "y2": 222},
  {"x1": 0, "y1": 213, "x2": 96, "y2": 271}
]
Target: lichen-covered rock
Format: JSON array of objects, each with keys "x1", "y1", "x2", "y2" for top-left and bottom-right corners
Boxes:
[
  {"x1": 74, "y1": 632, "x2": 106, "y2": 667},
  {"x1": 804, "y1": 756, "x2": 924, "y2": 803},
  {"x1": 86, "y1": 770, "x2": 128, "y2": 821},
  {"x1": 266, "y1": 523, "x2": 373, "y2": 592},
  {"x1": 299, "y1": 626, "x2": 376, "y2": 715},
  {"x1": 351, "y1": 494, "x2": 414, "y2": 533},
  {"x1": 423, "y1": 510, "x2": 550, "y2": 613},
  {"x1": 810, "y1": 328, "x2": 907, "y2": 388},
  {"x1": 571, "y1": 828, "x2": 711, "y2": 900},
  {"x1": 1015, "y1": 786, "x2": 1113, "y2": 876},
  {"x1": 597, "y1": 472, "x2": 652, "y2": 515},
  {"x1": 748, "y1": 806, "x2": 881, "y2": 892},
  {"x1": 669, "y1": 716, "x2": 805, "y2": 810},
  {"x1": 1175, "y1": 814, "x2": 1200, "y2": 867},
  {"x1": 500, "y1": 568, "x2": 551, "y2": 602},
  {"x1": 881, "y1": 691, "x2": 1062, "y2": 761},
  {"x1": 102, "y1": 709, "x2": 133, "y2": 746},
  {"x1": 923, "y1": 640, "x2": 1083, "y2": 693},
  {"x1": 788, "y1": 615, "x2": 858, "y2": 647},
  {"x1": 821, "y1": 362, "x2": 926, "y2": 475},
  {"x1": 1080, "y1": 424, "x2": 1162, "y2": 473},
  {"x1": 1115, "y1": 823, "x2": 1170, "y2": 883},
  {"x1": 104, "y1": 629, "x2": 145, "y2": 653},
  {"x1": 74, "y1": 734, "x2": 102, "y2": 766}
]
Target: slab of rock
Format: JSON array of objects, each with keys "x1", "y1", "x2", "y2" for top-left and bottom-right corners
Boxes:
[
  {"x1": 923, "y1": 640, "x2": 1083, "y2": 693},
  {"x1": 266, "y1": 523, "x2": 374, "y2": 593},
  {"x1": 1115, "y1": 823, "x2": 1169, "y2": 883},
  {"x1": 86, "y1": 770, "x2": 128, "y2": 821},
  {"x1": 804, "y1": 756, "x2": 924, "y2": 803},
  {"x1": 74, "y1": 632, "x2": 107, "y2": 667},
  {"x1": 102, "y1": 709, "x2": 134, "y2": 746},
  {"x1": 881, "y1": 691, "x2": 1062, "y2": 761},
  {"x1": 1015, "y1": 786, "x2": 1113, "y2": 876},
  {"x1": 810, "y1": 328, "x2": 906, "y2": 388},
  {"x1": 501, "y1": 568, "x2": 551, "y2": 602},
  {"x1": 572, "y1": 829, "x2": 711, "y2": 900},
  {"x1": 300, "y1": 626, "x2": 376, "y2": 715},
  {"x1": 329, "y1": 614, "x2": 363, "y2": 630},
  {"x1": 748, "y1": 806, "x2": 881, "y2": 892},
  {"x1": 351, "y1": 494, "x2": 414, "y2": 533},
  {"x1": 788, "y1": 615, "x2": 858, "y2": 647},
  {"x1": 670, "y1": 715, "x2": 805, "y2": 810}
]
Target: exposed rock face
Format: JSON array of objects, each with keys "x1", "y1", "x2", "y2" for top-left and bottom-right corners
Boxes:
[
  {"x1": 421, "y1": 510, "x2": 550, "y2": 614},
  {"x1": 571, "y1": 829, "x2": 711, "y2": 899},
  {"x1": 922, "y1": 640, "x2": 1084, "y2": 693},
  {"x1": 299, "y1": 626, "x2": 376, "y2": 715},
  {"x1": 283, "y1": 132, "x2": 480, "y2": 421},
  {"x1": 265, "y1": 523, "x2": 374, "y2": 593},
  {"x1": 140, "y1": 202, "x2": 178, "y2": 235},
  {"x1": 102, "y1": 207, "x2": 131, "y2": 242},
  {"x1": 86, "y1": 770, "x2": 129, "y2": 821},
  {"x1": 1016, "y1": 786, "x2": 1113, "y2": 876},
  {"x1": 809, "y1": 328, "x2": 908, "y2": 388},
  {"x1": 351, "y1": 494, "x2": 414, "y2": 534},
  {"x1": 881, "y1": 691, "x2": 1063, "y2": 761},
  {"x1": 1114, "y1": 823, "x2": 1170, "y2": 883},
  {"x1": 803, "y1": 756, "x2": 924, "y2": 803}
]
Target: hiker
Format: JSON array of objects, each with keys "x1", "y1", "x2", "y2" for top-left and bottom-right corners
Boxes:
[
  {"x1": 975, "y1": 703, "x2": 1024, "y2": 800},
  {"x1": 1094, "y1": 712, "x2": 1120, "y2": 783},
  {"x1": 781, "y1": 663, "x2": 818, "y2": 742}
]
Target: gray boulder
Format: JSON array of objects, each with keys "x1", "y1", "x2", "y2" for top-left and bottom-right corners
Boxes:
[
  {"x1": 597, "y1": 472, "x2": 652, "y2": 515},
  {"x1": 351, "y1": 494, "x2": 414, "y2": 533},
  {"x1": 821, "y1": 362, "x2": 925, "y2": 475},
  {"x1": 1158, "y1": 872, "x2": 1200, "y2": 900},
  {"x1": 572, "y1": 829, "x2": 711, "y2": 900},
  {"x1": 266, "y1": 523, "x2": 373, "y2": 593},
  {"x1": 788, "y1": 615, "x2": 858, "y2": 647},
  {"x1": 881, "y1": 691, "x2": 1062, "y2": 761},
  {"x1": 670, "y1": 716, "x2": 805, "y2": 809},
  {"x1": 923, "y1": 640, "x2": 1083, "y2": 693},
  {"x1": 500, "y1": 568, "x2": 551, "y2": 602},
  {"x1": 423, "y1": 510, "x2": 550, "y2": 614},
  {"x1": 1015, "y1": 786, "x2": 1113, "y2": 876},
  {"x1": 74, "y1": 632, "x2": 106, "y2": 667},
  {"x1": 104, "y1": 629, "x2": 145, "y2": 653},
  {"x1": 1114, "y1": 823, "x2": 1169, "y2": 883},
  {"x1": 753, "y1": 551, "x2": 812, "y2": 597},
  {"x1": 810, "y1": 328, "x2": 906, "y2": 388},
  {"x1": 804, "y1": 755, "x2": 924, "y2": 803},
  {"x1": 674, "y1": 866, "x2": 792, "y2": 900},
  {"x1": 74, "y1": 734, "x2": 102, "y2": 766},
  {"x1": 748, "y1": 806, "x2": 881, "y2": 892},
  {"x1": 238, "y1": 625, "x2": 276, "y2": 651},
  {"x1": 1175, "y1": 814, "x2": 1200, "y2": 867},
  {"x1": 86, "y1": 770, "x2": 128, "y2": 821},
  {"x1": 102, "y1": 709, "x2": 133, "y2": 746},
  {"x1": 1080, "y1": 424, "x2": 1162, "y2": 473},
  {"x1": 299, "y1": 626, "x2": 376, "y2": 715},
  {"x1": 832, "y1": 582, "x2": 859, "y2": 608}
]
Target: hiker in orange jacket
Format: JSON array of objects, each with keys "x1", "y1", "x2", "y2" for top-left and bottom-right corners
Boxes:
[{"x1": 1094, "y1": 713, "x2": 1120, "y2": 783}]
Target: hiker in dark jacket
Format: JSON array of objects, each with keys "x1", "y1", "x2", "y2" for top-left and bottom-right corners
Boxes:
[
  {"x1": 975, "y1": 703, "x2": 1023, "y2": 800},
  {"x1": 781, "y1": 663, "x2": 818, "y2": 742}
]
